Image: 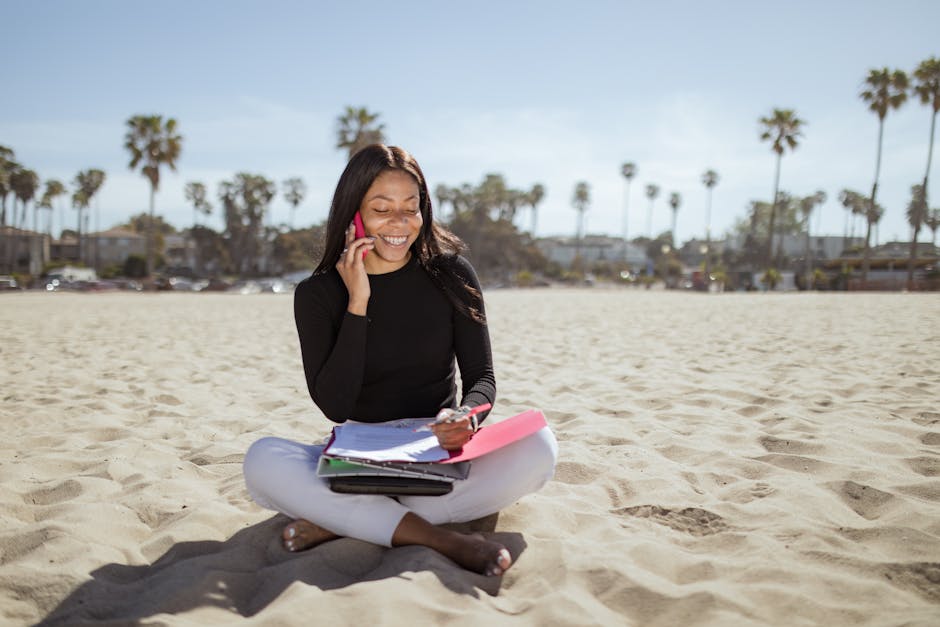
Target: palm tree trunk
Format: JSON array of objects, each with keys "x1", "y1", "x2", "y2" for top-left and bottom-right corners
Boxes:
[
  {"x1": 146, "y1": 185, "x2": 156, "y2": 276},
  {"x1": 908, "y1": 225, "x2": 921, "y2": 289},
  {"x1": 924, "y1": 109, "x2": 936, "y2": 199},
  {"x1": 864, "y1": 118, "x2": 885, "y2": 284},
  {"x1": 76, "y1": 208, "x2": 82, "y2": 263},
  {"x1": 804, "y1": 217, "x2": 812, "y2": 289},
  {"x1": 622, "y1": 181, "x2": 630, "y2": 250},
  {"x1": 646, "y1": 200, "x2": 653, "y2": 239},
  {"x1": 766, "y1": 153, "x2": 782, "y2": 268},
  {"x1": 704, "y1": 188, "x2": 713, "y2": 288},
  {"x1": 576, "y1": 208, "x2": 584, "y2": 260},
  {"x1": 94, "y1": 198, "x2": 100, "y2": 271}
]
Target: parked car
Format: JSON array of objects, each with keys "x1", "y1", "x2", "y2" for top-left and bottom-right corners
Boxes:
[{"x1": 0, "y1": 275, "x2": 21, "y2": 291}]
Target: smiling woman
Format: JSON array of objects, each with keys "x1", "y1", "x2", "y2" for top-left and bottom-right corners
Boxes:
[
  {"x1": 358, "y1": 169, "x2": 423, "y2": 274},
  {"x1": 242, "y1": 143, "x2": 558, "y2": 578}
]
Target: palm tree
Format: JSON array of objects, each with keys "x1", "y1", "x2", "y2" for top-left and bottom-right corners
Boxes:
[
  {"x1": 839, "y1": 189, "x2": 868, "y2": 249},
  {"x1": 335, "y1": 106, "x2": 385, "y2": 160},
  {"x1": 527, "y1": 183, "x2": 545, "y2": 236},
  {"x1": 71, "y1": 189, "x2": 88, "y2": 263},
  {"x1": 0, "y1": 145, "x2": 17, "y2": 228},
  {"x1": 125, "y1": 115, "x2": 183, "y2": 276},
  {"x1": 644, "y1": 183, "x2": 660, "y2": 238},
  {"x1": 38, "y1": 179, "x2": 66, "y2": 237},
  {"x1": 864, "y1": 198, "x2": 885, "y2": 256},
  {"x1": 10, "y1": 168, "x2": 39, "y2": 231},
  {"x1": 759, "y1": 108, "x2": 805, "y2": 268},
  {"x1": 667, "y1": 192, "x2": 681, "y2": 246},
  {"x1": 184, "y1": 181, "x2": 211, "y2": 229},
  {"x1": 839, "y1": 189, "x2": 860, "y2": 251},
  {"x1": 907, "y1": 184, "x2": 928, "y2": 289},
  {"x1": 860, "y1": 68, "x2": 908, "y2": 283},
  {"x1": 798, "y1": 191, "x2": 826, "y2": 286},
  {"x1": 926, "y1": 208, "x2": 940, "y2": 247},
  {"x1": 434, "y1": 184, "x2": 451, "y2": 220},
  {"x1": 281, "y1": 177, "x2": 306, "y2": 229},
  {"x1": 74, "y1": 169, "x2": 106, "y2": 267},
  {"x1": 571, "y1": 181, "x2": 590, "y2": 261},
  {"x1": 913, "y1": 57, "x2": 940, "y2": 205},
  {"x1": 701, "y1": 169, "x2": 719, "y2": 283},
  {"x1": 219, "y1": 173, "x2": 276, "y2": 274},
  {"x1": 620, "y1": 162, "x2": 637, "y2": 248}
]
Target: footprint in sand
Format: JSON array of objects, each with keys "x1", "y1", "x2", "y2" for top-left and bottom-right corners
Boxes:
[
  {"x1": 613, "y1": 505, "x2": 729, "y2": 537},
  {"x1": 24, "y1": 479, "x2": 83, "y2": 506},
  {"x1": 919, "y1": 432, "x2": 940, "y2": 446},
  {"x1": 154, "y1": 394, "x2": 182, "y2": 406},
  {"x1": 553, "y1": 461, "x2": 596, "y2": 485},
  {"x1": 913, "y1": 411, "x2": 940, "y2": 427},
  {"x1": 186, "y1": 453, "x2": 244, "y2": 467},
  {"x1": 736, "y1": 405, "x2": 766, "y2": 418},
  {"x1": 828, "y1": 481, "x2": 896, "y2": 520},
  {"x1": 750, "y1": 482, "x2": 774, "y2": 499},
  {"x1": 906, "y1": 457, "x2": 940, "y2": 477},
  {"x1": 0, "y1": 527, "x2": 60, "y2": 565},
  {"x1": 759, "y1": 436, "x2": 825, "y2": 455},
  {"x1": 603, "y1": 478, "x2": 636, "y2": 508},
  {"x1": 754, "y1": 453, "x2": 830, "y2": 474},
  {"x1": 549, "y1": 411, "x2": 578, "y2": 424},
  {"x1": 881, "y1": 562, "x2": 940, "y2": 603}
]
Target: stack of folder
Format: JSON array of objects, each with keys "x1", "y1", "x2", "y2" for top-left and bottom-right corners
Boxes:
[{"x1": 317, "y1": 409, "x2": 547, "y2": 496}]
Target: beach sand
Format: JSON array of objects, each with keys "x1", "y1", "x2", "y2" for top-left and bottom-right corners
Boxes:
[{"x1": 1, "y1": 289, "x2": 939, "y2": 626}]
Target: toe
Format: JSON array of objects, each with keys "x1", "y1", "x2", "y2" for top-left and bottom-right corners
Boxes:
[
  {"x1": 485, "y1": 548, "x2": 511, "y2": 576},
  {"x1": 282, "y1": 522, "x2": 300, "y2": 540}
]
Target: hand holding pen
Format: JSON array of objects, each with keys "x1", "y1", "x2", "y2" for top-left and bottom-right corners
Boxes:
[{"x1": 416, "y1": 403, "x2": 492, "y2": 451}]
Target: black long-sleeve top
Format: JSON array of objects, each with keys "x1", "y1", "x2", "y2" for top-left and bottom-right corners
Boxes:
[{"x1": 293, "y1": 254, "x2": 496, "y2": 424}]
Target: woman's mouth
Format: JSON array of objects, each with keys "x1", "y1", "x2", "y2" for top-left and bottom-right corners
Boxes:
[{"x1": 380, "y1": 235, "x2": 409, "y2": 247}]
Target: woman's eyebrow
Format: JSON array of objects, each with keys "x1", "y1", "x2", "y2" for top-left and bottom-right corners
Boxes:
[{"x1": 366, "y1": 193, "x2": 419, "y2": 202}]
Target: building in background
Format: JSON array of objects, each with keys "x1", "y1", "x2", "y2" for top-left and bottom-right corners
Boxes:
[
  {"x1": 83, "y1": 228, "x2": 146, "y2": 269},
  {"x1": 0, "y1": 226, "x2": 49, "y2": 275},
  {"x1": 537, "y1": 235, "x2": 647, "y2": 269}
]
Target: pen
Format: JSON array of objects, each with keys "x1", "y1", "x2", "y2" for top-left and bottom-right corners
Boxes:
[{"x1": 413, "y1": 403, "x2": 492, "y2": 432}]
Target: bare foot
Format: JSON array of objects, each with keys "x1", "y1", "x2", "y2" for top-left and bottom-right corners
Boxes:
[
  {"x1": 391, "y1": 513, "x2": 513, "y2": 576},
  {"x1": 443, "y1": 533, "x2": 513, "y2": 576},
  {"x1": 282, "y1": 519, "x2": 340, "y2": 552}
]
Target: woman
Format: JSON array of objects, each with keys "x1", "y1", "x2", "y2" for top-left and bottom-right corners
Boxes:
[{"x1": 243, "y1": 144, "x2": 557, "y2": 577}]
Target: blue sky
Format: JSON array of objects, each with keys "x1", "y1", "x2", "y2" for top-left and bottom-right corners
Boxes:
[{"x1": 2, "y1": 0, "x2": 938, "y2": 246}]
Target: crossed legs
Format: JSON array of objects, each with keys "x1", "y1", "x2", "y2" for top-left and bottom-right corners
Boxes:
[{"x1": 244, "y1": 427, "x2": 557, "y2": 576}]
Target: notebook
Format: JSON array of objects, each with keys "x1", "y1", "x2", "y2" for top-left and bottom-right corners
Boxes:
[
  {"x1": 316, "y1": 455, "x2": 471, "y2": 482},
  {"x1": 319, "y1": 409, "x2": 548, "y2": 496},
  {"x1": 323, "y1": 409, "x2": 548, "y2": 464}
]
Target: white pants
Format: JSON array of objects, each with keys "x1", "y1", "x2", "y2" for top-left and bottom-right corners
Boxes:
[{"x1": 243, "y1": 426, "x2": 558, "y2": 547}]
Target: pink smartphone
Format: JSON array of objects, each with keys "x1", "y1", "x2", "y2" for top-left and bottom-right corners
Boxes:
[{"x1": 353, "y1": 212, "x2": 368, "y2": 259}]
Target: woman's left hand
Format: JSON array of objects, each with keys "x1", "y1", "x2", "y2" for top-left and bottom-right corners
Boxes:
[{"x1": 430, "y1": 407, "x2": 476, "y2": 451}]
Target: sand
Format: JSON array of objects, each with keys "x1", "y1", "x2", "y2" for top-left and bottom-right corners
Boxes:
[{"x1": 1, "y1": 289, "x2": 939, "y2": 626}]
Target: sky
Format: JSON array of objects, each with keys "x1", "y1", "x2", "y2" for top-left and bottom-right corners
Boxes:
[{"x1": 2, "y1": 0, "x2": 938, "y2": 246}]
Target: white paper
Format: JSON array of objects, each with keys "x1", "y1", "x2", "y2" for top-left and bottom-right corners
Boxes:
[{"x1": 326, "y1": 418, "x2": 450, "y2": 462}]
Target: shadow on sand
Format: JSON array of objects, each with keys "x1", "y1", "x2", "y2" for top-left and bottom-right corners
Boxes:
[{"x1": 37, "y1": 513, "x2": 525, "y2": 625}]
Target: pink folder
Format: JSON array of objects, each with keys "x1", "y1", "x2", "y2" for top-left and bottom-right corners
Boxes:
[{"x1": 442, "y1": 409, "x2": 547, "y2": 464}]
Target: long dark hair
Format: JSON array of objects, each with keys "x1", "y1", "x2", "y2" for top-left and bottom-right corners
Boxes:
[{"x1": 315, "y1": 144, "x2": 485, "y2": 324}]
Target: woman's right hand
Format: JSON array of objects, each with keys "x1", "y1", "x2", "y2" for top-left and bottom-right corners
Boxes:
[{"x1": 335, "y1": 223, "x2": 375, "y2": 316}]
